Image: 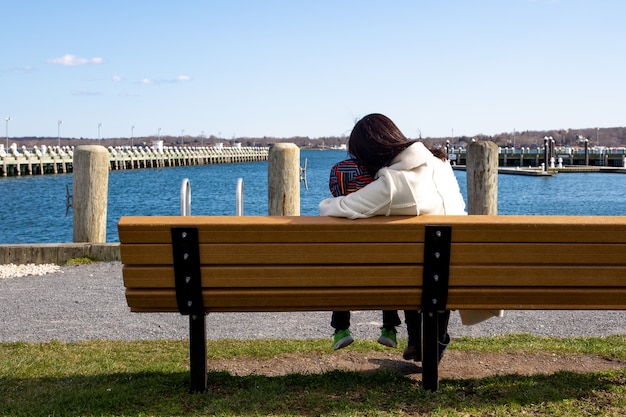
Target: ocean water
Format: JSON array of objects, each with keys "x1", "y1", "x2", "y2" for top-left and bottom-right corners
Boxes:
[{"x1": 1, "y1": 149, "x2": 626, "y2": 244}]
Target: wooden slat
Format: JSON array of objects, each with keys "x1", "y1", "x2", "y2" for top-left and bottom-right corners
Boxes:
[
  {"x1": 447, "y1": 288, "x2": 626, "y2": 310},
  {"x1": 120, "y1": 226, "x2": 626, "y2": 245},
  {"x1": 122, "y1": 265, "x2": 422, "y2": 288},
  {"x1": 125, "y1": 288, "x2": 423, "y2": 312},
  {"x1": 450, "y1": 266, "x2": 626, "y2": 286},
  {"x1": 120, "y1": 241, "x2": 626, "y2": 266},
  {"x1": 122, "y1": 265, "x2": 626, "y2": 289},
  {"x1": 118, "y1": 215, "x2": 626, "y2": 244},
  {"x1": 124, "y1": 286, "x2": 626, "y2": 312},
  {"x1": 118, "y1": 215, "x2": 427, "y2": 244},
  {"x1": 450, "y1": 243, "x2": 626, "y2": 265},
  {"x1": 120, "y1": 243, "x2": 424, "y2": 265}
]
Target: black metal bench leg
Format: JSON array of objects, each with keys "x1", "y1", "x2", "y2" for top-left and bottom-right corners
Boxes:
[
  {"x1": 420, "y1": 224, "x2": 450, "y2": 392},
  {"x1": 422, "y1": 311, "x2": 439, "y2": 391},
  {"x1": 189, "y1": 313, "x2": 207, "y2": 393}
]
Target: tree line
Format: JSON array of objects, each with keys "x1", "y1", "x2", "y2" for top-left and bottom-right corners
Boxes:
[{"x1": 7, "y1": 126, "x2": 626, "y2": 150}]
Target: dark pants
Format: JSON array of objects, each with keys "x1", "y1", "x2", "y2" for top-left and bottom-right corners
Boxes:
[
  {"x1": 404, "y1": 310, "x2": 451, "y2": 348},
  {"x1": 331, "y1": 310, "x2": 450, "y2": 348},
  {"x1": 331, "y1": 310, "x2": 401, "y2": 331},
  {"x1": 330, "y1": 310, "x2": 450, "y2": 348}
]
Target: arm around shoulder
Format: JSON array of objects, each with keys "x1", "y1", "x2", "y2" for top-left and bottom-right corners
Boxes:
[{"x1": 319, "y1": 176, "x2": 393, "y2": 218}]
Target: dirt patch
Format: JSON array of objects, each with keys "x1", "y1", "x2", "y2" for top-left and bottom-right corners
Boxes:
[{"x1": 207, "y1": 350, "x2": 624, "y2": 381}]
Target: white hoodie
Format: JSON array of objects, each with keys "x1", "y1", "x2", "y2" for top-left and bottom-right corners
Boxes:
[{"x1": 319, "y1": 142, "x2": 467, "y2": 218}]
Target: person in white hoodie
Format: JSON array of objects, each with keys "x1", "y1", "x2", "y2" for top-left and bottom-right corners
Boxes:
[{"x1": 319, "y1": 113, "x2": 466, "y2": 362}]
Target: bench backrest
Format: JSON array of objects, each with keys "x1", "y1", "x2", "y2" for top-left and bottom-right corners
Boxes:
[{"x1": 118, "y1": 215, "x2": 626, "y2": 313}]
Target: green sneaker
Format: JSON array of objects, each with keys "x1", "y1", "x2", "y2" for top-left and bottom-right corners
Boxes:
[
  {"x1": 333, "y1": 329, "x2": 354, "y2": 350},
  {"x1": 378, "y1": 327, "x2": 397, "y2": 348}
]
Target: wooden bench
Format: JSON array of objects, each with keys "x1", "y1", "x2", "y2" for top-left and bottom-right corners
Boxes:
[{"x1": 118, "y1": 215, "x2": 626, "y2": 392}]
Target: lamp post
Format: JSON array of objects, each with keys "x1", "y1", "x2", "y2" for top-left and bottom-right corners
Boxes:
[
  {"x1": 543, "y1": 136, "x2": 552, "y2": 171},
  {"x1": 57, "y1": 120, "x2": 62, "y2": 148},
  {"x1": 180, "y1": 129, "x2": 185, "y2": 146},
  {"x1": 5, "y1": 116, "x2": 11, "y2": 150},
  {"x1": 131, "y1": 125, "x2": 135, "y2": 147},
  {"x1": 98, "y1": 123, "x2": 102, "y2": 144}
]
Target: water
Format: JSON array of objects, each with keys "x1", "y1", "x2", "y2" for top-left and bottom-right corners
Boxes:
[{"x1": 1, "y1": 149, "x2": 626, "y2": 243}]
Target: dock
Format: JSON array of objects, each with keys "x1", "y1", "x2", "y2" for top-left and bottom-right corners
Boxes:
[
  {"x1": 0, "y1": 145, "x2": 270, "y2": 177},
  {"x1": 453, "y1": 165, "x2": 626, "y2": 176},
  {"x1": 450, "y1": 146, "x2": 626, "y2": 169},
  {"x1": 453, "y1": 166, "x2": 553, "y2": 176}
]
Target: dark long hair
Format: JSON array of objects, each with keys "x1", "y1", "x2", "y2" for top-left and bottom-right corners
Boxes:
[
  {"x1": 348, "y1": 113, "x2": 445, "y2": 174},
  {"x1": 348, "y1": 114, "x2": 410, "y2": 174}
]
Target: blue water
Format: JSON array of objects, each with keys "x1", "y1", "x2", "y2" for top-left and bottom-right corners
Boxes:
[{"x1": 1, "y1": 149, "x2": 626, "y2": 243}]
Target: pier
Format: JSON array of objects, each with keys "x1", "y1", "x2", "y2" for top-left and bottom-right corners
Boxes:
[
  {"x1": 449, "y1": 146, "x2": 626, "y2": 169},
  {"x1": 0, "y1": 144, "x2": 270, "y2": 177}
]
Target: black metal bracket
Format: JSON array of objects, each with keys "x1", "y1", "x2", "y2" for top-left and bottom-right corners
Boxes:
[
  {"x1": 171, "y1": 226, "x2": 204, "y2": 316},
  {"x1": 420, "y1": 224, "x2": 452, "y2": 392},
  {"x1": 421, "y1": 225, "x2": 452, "y2": 313},
  {"x1": 171, "y1": 226, "x2": 208, "y2": 392}
]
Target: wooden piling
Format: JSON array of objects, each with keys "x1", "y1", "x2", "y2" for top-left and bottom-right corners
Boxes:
[
  {"x1": 466, "y1": 140, "x2": 498, "y2": 215},
  {"x1": 464, "y1": 140, "x2": 503, "y2": 324},
  {"x1": 73, "y1": 145, "x2": 109, "y2": 242},
  {"x1": 268, "y1": 143, "x2": 300, "y2": 216}
]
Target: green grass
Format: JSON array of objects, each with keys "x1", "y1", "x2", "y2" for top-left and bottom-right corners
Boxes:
[
  {"x1": 63, "y1": 256, "x2": 98, "y2": 266},
  {"x1": 1, "y1": 335, "x2": 625, "y2": 416}
]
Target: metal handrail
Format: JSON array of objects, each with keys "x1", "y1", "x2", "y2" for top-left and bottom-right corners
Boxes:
[
  {"x1": 180, "y1": 178, "x2": 191, "y2": 216},
  {"x1": 180, "y1": 177, "x2": 243, "y2": 216},
  {"x1": 300, "y1": 157, "x2": 308, "y2": 191},
  {"x1": 236, "y1": 178, "x2": 244, "y2": 216}
]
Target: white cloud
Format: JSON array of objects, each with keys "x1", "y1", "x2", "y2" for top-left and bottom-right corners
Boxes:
[
  {"x1": 112, "y1": 75, "x2": 123, "y2": 82},
  {"x1": 2, "y1": 65, "x2": 35, "y2": 74},
  {"x1": 139, "y1": 75, "x2": 191, "y2": 85},
  {"x1": 48, "y1": 54, "x2": 104, "y2": 66}
]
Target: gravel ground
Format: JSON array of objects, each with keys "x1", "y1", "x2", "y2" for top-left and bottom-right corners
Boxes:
[{"x1": 0, "y1": 262, "x2": 625, "y2": 343}]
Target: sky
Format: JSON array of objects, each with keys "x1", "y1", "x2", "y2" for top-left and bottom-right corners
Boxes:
[{"x1": 2, "y1": 0, "x2": 625, "y2": 141}]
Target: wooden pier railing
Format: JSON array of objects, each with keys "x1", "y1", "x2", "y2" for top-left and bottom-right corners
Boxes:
[{"x1": 0, "y1": 145, "x2": 270, "y2": 177}]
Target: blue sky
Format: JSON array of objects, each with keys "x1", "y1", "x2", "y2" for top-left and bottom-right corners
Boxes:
[{"x1": 2, "y1": 0, "x2": 625, "y2": 141}]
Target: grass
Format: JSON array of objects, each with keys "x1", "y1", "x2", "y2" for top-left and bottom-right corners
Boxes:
[
  {"x1": 1, "y1": 335, "x2": 625, "y2": 416},
  {"x1": 63, "y1": 256, "x2": 98, "y2": 266}
]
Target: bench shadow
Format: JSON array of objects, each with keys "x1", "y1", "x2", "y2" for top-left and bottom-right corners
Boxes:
[
  {"x1": 1, "y1": 368, "x2": 623, "y2": 416},
  {"x1": 367, "y1": 357, "x2": 423, "y2": 375}
]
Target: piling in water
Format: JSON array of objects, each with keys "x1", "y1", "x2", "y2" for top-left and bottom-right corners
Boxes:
[
  {"x1": 73, "y1": 146, "x2": 109, "y2": 243},
  {"x1": 466, "y1": 141, "x2": 498, "y2": 215},
  {"x1": 268, "y1": 143, "x2": 300, "y2": 216}
]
